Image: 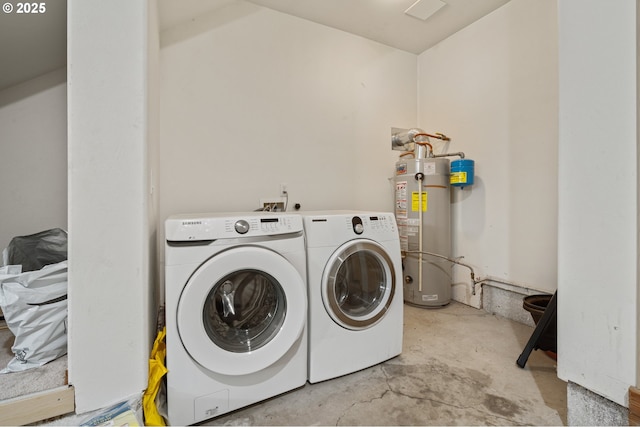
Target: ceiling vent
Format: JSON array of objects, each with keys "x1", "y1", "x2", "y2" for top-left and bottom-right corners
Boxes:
[{"x1": 404, "y1": 0, "x2": 446, "y2": 21}]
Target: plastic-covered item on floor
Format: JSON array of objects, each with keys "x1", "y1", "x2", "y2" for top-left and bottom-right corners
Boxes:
[
  {"x1": 143, "y1": 327, "x2": 168, "y2": 426},
  {"x1": 80, "y1": 396, "x2": 144, "y2": 426},
  {"x1": 0, "y1": 261, "x2": 68, "y2": 373},
  {"x1": 3, "y1": 228, "x2": 67, "y2": 272}
]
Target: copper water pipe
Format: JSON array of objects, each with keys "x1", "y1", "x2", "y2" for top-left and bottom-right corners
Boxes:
[{"x1": 412, "y1": 132, "x2": 450, "y2": 141}]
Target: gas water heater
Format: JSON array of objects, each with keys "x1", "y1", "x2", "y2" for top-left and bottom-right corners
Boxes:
[{"x1": 391, "y1": 127, "x2": 473, "y2": 307}]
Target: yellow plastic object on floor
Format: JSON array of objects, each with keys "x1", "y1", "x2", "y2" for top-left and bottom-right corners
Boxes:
[{"x1": 143, "y1": 327, "x2": 167, "y2": 426}]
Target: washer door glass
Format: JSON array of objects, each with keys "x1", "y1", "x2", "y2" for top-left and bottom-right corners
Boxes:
[
  {"x1": 177, "y1": 246, "x2": 306, "y2": 376},
  {"x1": 202, "y1": 269, "x2": 286, "y2": 353},
  {"x1": 322, "y1": 240, "x2": 395, "y2": 330}
]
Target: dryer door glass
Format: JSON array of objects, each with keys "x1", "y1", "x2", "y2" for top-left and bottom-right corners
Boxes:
[
  {"x1": 335, "y1": 252, "x2": 385, "y2": 316},
  {"x1": 202, "y1": 269, "x2": 286, "y2": 353},
  {"x1": 324, "y1": 240, "x2": 395, "y2": 330}
]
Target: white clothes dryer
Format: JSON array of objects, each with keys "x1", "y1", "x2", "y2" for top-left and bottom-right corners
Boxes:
[
  {"x1": 164, "y1": 212, "x2": 307, "y2": 425},
  {"x1": 303, "y1": 211, "x2": 403, "y2": 383}
]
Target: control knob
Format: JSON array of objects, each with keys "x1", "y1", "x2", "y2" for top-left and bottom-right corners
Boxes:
[
  {"x1": 352, "y1": 216, "x2": 364, "y2": 235},
  {"x1": 234, "y1": 220, "x2": 250, "y2": 234}
]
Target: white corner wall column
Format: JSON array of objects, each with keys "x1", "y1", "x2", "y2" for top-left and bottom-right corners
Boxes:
[
  {"x1": 67, "y1": 0, "x2": 153, "y2": 413},
  {"x1": 557, "y1": 0, "x2": 637, "y2": 411}
]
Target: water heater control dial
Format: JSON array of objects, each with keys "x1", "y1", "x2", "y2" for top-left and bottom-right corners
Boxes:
[{"x1": 234, "y1": 219, "x2": 250, "y2": 234}]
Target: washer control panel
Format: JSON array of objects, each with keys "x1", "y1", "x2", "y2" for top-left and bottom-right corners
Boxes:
[{"x1": 166, "y1": 213, "x2": 303, "y2": 242}]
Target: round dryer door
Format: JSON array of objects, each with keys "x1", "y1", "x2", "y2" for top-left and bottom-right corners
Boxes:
[
  {"x1": 321, "y1": 239, "x2": 396, "y2": 330},
  {"x1": 177, "y1": 246, "x2": 306, "y2": 376}
]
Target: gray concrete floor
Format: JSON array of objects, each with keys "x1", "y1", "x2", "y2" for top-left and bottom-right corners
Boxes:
[{"x1": 201, "y1": 301, "x2": 566, "y2": 426}]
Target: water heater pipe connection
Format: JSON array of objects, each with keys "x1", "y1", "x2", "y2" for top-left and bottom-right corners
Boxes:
[
  {"x1": 391, "y1": 128, "x2": 449, "y2": 151},
  {"x1": 433, "y1": 152, "x2": 465, "y2": 159},
  {"x1": 415, "y1": 141, "x2": 434, "y2": 158},
  {"x1": 412, "y1": 132, "x2": 450, "y2": 142},
  {"x1": 403, "y1": 251, "x2": 544, "y2": 298},
  {"x1": 392, "y1": 128, "x2": 461, "y2": 160},
  {"x1": 403, "y1": 250, "x2": 481, "y2": 295}
]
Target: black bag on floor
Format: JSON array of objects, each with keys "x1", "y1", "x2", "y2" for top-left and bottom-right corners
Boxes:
[{"x1": 5, "y1": 228, "x2": 67, "y2": 272}]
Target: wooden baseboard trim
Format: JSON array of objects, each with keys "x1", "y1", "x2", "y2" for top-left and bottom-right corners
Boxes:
[
  {"x1": 0, "y1": 385, "x2": 74, "y2": 426},
  {"x1": 630, "y1": 386, "x2": 640, "y2": 426}
]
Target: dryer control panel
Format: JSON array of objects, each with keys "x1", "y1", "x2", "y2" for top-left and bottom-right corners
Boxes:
[
  {"x1": 347, "y1": 214, "x2": 397, "y2": 237},
  {"x1": 303, "y1": 212, "x2": 399, "y2": 248},
  {"x1": 166, "y1": 213, "x2": 303, "y2": 242}
]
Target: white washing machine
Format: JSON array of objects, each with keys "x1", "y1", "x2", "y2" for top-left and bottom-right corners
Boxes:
[
  {"x1": 164, "y1": 212, "x2": 307, "y2": 425},
  {"x1": 303, "y1": 211, "x2": 403, "y2": 383}
]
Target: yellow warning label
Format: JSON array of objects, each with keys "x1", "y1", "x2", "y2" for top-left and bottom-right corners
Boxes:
[
  {"x1": 411, "y1": 192, "x2": 427, "y2": 212},
  {"x1": 450, "y1": 172, "x2": 467, "y2": 184}
]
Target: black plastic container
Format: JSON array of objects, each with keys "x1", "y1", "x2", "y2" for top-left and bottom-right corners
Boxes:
[{"x1": 522, "y1": 294, "x2": 557, "y2": 353}]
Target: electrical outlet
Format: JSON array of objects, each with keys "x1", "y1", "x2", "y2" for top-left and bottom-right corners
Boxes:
[{"x1": 260, "y1": 197, "x2": 287, "y2": 211}]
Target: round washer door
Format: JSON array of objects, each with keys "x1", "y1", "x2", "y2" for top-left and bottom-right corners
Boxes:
[
  {"x1": 321, "y1": 239, "x2": 396, "y2": 330},
  {"x1": 177, "y1": 245, "x2": 306, "y2": 376}
]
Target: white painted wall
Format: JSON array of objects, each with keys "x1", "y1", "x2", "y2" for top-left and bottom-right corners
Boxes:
[
  {"x1": 0, "y1": 68, "x2": 67, "y2": 252},
  {"x1": 417, "y1": 0, "x2": 559, "y2": 306},
  {"x1": 148, "y1": 0, "x2": 161, "y2": 340},
  {"x1": 67, "y1": 0, "x2": 156, "y2": 413},
  {"x1": 158, "y1": 1, "x2": 416, "y2": 225},
  {"x1": 557, "y1": 0, "x2": 637, "y2": 408}
]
